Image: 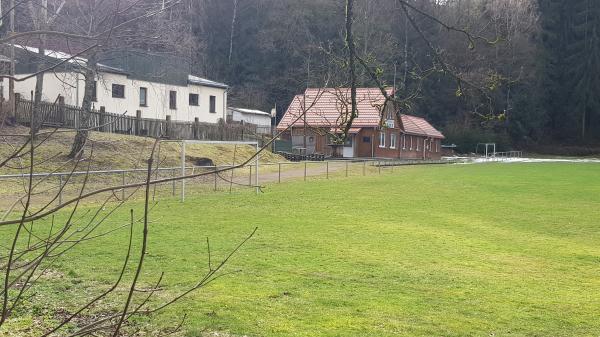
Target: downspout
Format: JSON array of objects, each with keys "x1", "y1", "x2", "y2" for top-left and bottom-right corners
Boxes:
[
  {"x1": 399, "y1": 132, "x2": 403, "y2": 159},
  {"x1": 398, "y1": 132, "x2": 402, "y2": 159},
  {"x1": 222, "y1": 88, "x2": 228, "y2": 122},
  {"x1": 371, "y1": 129, "x2": 375, "y2": 157}
]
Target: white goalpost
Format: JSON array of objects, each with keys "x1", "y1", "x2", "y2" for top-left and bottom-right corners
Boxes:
[
  {"x1": 476, "y1": 143, "x2": 496, "y2": 158},
  {"x1": 163, "y1": 139, "x2": 260, "y2": 202}
]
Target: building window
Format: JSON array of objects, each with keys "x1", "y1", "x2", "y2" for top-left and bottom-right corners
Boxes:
[
  {"x1": 112, "y1": 84, "x2": 125, "y2": 98},
  {"x1": 402, "y1": 134, "x2": 406, "y2": 149},
  {"x1": 189, "y1": 93, "x2": 199, "y2": 106},
  {"x1": 91, "y1": 81, "x2": 97, "y2": 102},
  {"x1": 362, "y1": 136, "x2": 371, "y2": 143},
  {"x1": 436, "y1": 139, "x2": 440, "y2": 153},
  {"x1": 169, "y1": 91, "x2": 177, "y2": 109},
  {"x1": 139, "y1": 87, "x2": 147, "y2": 106},
  {"x1": 209, "y1": 95, "x2": 216, "y2": 113},
  {"x1": 379, "y1": 131, "x2": 386, "y2": 148},
  {"x1": 390, "y1": 133, "x2": 397, "y2": 149}
]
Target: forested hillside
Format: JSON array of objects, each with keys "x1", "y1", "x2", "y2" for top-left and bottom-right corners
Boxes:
[
  {"x1": 187, "y1": 0, "x2": 599, "y2": 151},
  {"x1": 2, "y1": 0, "x2": 599, "y2": 151}
]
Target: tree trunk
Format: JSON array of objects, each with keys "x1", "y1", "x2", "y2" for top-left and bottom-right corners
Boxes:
[
  {"x1": 343, "y1": 0, "x2": 358, "y2": 141},
  {"x1": 31, "y1": 46, "x2": 45, "y2": 133},
  {"x1": 68, "y1": 53, "x2": 97, "y2": 159},
  {"x1": 228, "y1": 0, "x2": 238, "y2": 65},
  {"x1": 7, "y1": 0, "x2": 16, "y2": 124}
]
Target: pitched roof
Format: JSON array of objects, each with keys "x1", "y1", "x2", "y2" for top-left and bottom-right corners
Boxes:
[
  {"x1": 12, "y1": 45, "x2": 128, "y2": 75},
  {"x1": 278, "y1": 88, "x2": 388, "y2": 129},
  {"x1": 277, "y1": 88, "x2": 444, "y2": 139},
  {"x1": 400, "y1": 114, "x2": 445, "y2": 138},
  {"x1": 188, "y1": 75, "x2": 228, "y2": 89},
  {"x1": 8, "y1": 45, "x2": 228, "y2": 88}
]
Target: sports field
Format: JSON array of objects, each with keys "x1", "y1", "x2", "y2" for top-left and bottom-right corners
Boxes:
[{"x1": 3, "y1": 163, "x2": 600, "y2": 336}]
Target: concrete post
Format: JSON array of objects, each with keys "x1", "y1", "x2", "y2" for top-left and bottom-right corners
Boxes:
[
  {"x1": 99, "y1": 106, "x2": 106, "y2": 132},
  {"x1": 135, "y1": 110, "x2": 142, "y2": 136},
  {"x1": 166, "y1": 115, "x2": 172, "y2": 139},
  {"x1": 58, "y1": 95, "x2": 65, "y2": 124},
  {"x1": 193, "y1": 117, "x2": 200, "y2": 139},
  {"x1": 11, "y1": 93, "x2": 20, "y2": 123}
]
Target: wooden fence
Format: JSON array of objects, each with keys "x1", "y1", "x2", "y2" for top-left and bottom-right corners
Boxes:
[{"x1": 15, "y1": 96, "x2": 271, "y2": 142}]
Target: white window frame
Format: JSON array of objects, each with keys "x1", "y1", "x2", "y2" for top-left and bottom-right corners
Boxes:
[
  {"x1": 402, "y1": 134, "x2": 406, "y2": 149},
  {"x1": 390, "y1": 133, "x2": 397, "y2": 149},
  {"x1": 416, "y1": 137, "x2": 420, "y2": 151},
  {"x1": 379, "y1": 131, "x2": 386, "y2": 148}
]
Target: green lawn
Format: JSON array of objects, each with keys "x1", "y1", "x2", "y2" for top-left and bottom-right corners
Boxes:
[{"x1": 3, "y1": 163, "x2": 600, "y2": 336}]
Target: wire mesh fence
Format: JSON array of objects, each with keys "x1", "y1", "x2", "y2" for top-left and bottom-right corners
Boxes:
[{"x1": 0, "y1": 159, "x2": 453, "y2": 213}]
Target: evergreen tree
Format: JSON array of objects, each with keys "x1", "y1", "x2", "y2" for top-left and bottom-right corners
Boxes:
[
  {"x1": 539, "y1": 0, "x2": 600, "y2": 142},
  {"x1": 568, "y1": 0, "x2": 600, "y2": 140}
]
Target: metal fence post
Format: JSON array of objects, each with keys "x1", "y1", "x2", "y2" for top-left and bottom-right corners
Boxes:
[
  {"x1": 378, "y1": 161, "x2": 381, "y2": 174},
  {"x1": 214, "y1": 167, "x2": 217, "y2": 191},
  {"x1": 255, "y1": 142, "x2": 259, "y2": 194},
  {"x1": 304, "y1": 161, "x2": 307, "y2": 181},
  {"x1": 172, "y1": 168, "x2": 176, "y2": 196},
  {"x1": 346, "y1": 161, "x2": 348, "y2": 177},
  {"x1": 363, "y1": 161, "x2": 366, "y2": 176},
  {"x1": 122, "y1": 171, "x2": 126, "y2": 200},
  {"x1": 249, "y1": 165, "x2": 252, "y2": 186},
  {"x1": 326, "y1": 161, "x2": 329, "y2": 179},
  {"x1": 278, "y1": 163, "x2": 281, "y2": 183},
  {"x1": 58, "y1": 174, "x2": 63, "y2": 205},
  {"x1": 181, "y1": 142, "x2": 186, "y2": 202}
]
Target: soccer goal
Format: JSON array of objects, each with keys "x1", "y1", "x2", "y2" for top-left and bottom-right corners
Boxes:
[
  {"x1": 476, "y1": 143, "x2": 496, "y2": 158},
  {"x1": 161, "y1": 139, "x2": 260, "y2": 201}
]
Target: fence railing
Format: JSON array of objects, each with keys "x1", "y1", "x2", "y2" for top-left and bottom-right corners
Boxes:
[
  {"x1": 0, "y1": 158, "x2": 455, "y2": 210},
  {"x1": 15, "y1": 96, "x2": 272, "y2": 141},
  {"x1": 493, "y1": 151, "x2": 523, "y2": 158}
]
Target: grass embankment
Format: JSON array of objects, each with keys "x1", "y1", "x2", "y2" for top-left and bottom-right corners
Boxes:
[
  {"x1": 2, "y1": 163, "x2": 600, "y2": 336},
  {"x1": 0, "y1": 126, "x2": 284, "y2": 175},
  {"x1": 0, "y1": 126, "x2": 286, "y2": 208}
]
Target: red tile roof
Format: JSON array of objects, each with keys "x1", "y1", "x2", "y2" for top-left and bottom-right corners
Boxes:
[
  {"x1": 400, "y1": 115, "x2": 445, "y2": 139},
  {"x1": 277, "y1": 88, "x2": 444, "y2": 139}
]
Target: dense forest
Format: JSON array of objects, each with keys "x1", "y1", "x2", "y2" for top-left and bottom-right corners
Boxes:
[
  {"x1": 187, "y1": 0, "x2": 599, "y2": 152},
  {"x1": 2, "y1": 0, "x2": 599, "y2": 152}
]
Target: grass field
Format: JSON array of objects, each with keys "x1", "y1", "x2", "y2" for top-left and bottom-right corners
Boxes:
[{"x1": 2, "y1": 163, "x2": 600, "y2": 336}]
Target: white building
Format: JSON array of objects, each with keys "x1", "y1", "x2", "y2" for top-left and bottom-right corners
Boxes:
[
  {"x1": 227, "y1": 107, "x2": 272, "y2": 127},
  {"x1": 5, "y1": 46, "x2": 228, "y2": 123}
]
